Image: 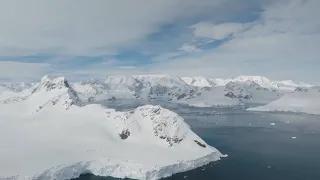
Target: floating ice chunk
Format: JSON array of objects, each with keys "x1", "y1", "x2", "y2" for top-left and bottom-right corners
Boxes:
[
  {"x1": 270, "y1": 123, "x2": 275, "y2": 126},
  {"x1": 292, "y1": 137, "x2": 297, "y2": 139}
]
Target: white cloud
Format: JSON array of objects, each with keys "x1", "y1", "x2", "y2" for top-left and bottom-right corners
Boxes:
[
  {"x1": 178, "y1": 43, "x2": 202, "y2": 52},
  {"x1": 0, "y1": 0, "x2": 224, "y2": 56},
  {"x1": 1, "y1": 0, "x2": 318, "y2": 83},
  {"x1": 191, "y1": 22, "x2": 247, "y2": 40},
  {"x1": 149, "y1": 0, "x2": 320, "y2": 83},
  {"x1": 0, "y1": 61, "x2": 51, "y2": 81},
  {"x1": 218, "y1": 0, "x2": 320, "y2": 60}
]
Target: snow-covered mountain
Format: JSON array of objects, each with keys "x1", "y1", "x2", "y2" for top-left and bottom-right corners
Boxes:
[
  {"x1": 181, "y1": 76, "x2": 216, "y2": 87},
  {"x1": 0, "y1": 77, "x2": 225, "y2": 179},
  {"x1": 2, "y1": 75, "x2": 314, "y2": 108},
  {"x1": 232, "y1": 76, "x2": 279, "y2": 90},
  {"x1": 133, "y1": 75, "x2": 196, "y2": 101},
  {"x1": 181, "y1": 77, "x2": 232, "y2": 87},
  {"x1": 1, "y1": 76, "x2": 82, "y2": 113},
  {"x1": 223, "y1": 80, "x2": 282, "y2": 104},
  {"x1": 179, "y1": 86, "x2": 241, "y2": 107},
  {"x1": 0, "y1": 82, "x2": 36, "y2": 92},
  {"x1": 73, "y1": 75, "x2": 198, "y2": 103},
  {"x1": 72, "y1": 78, "x2": 110, "y2": 102},
  {"x1": 105, "y1": 75, "x2": 144, "y2": 99},
  {"x1": 73, "y1": 78, "x2": 108, "y2": 96},
  {"x1": 247, "y1": 87, "x2": 320, "y2": 115},
  {"x1": 181, "y1": 75, "x2": 316, "y2": 105},
  {"x1": 271, "y1": 80, "x2": 313, "y2": 92},
  {"x1": 183, "y1": 75, "x2": 313, "y2": 92}
]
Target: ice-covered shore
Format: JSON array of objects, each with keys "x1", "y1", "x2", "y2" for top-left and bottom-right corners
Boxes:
[
  {"x1": 247, "y1": 87, "x2": 320, "y2": 115},
  {"x1": 0, "y1": 76, "x2": 225, "y2": 180}
]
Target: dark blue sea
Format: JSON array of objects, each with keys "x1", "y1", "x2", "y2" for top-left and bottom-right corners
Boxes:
[{"x1": 74, "y1": 100, "x2": 320, "y2": 180}]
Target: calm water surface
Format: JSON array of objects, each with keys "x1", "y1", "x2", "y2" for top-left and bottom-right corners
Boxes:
[{"x1": 74, "y1": 101, "x2": 320, "y2": 180}]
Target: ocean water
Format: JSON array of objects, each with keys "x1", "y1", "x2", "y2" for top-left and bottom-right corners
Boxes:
[{"x1": 74, "y1": 101, "x2": 320, "y2": 180}]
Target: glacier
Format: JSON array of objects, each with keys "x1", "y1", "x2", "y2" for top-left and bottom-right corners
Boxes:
[
  {"x1": 0, "y1": 76, "x2": 226, "y2": 180},
  {"x1": 247, "y1": 86, "x2": 320, "y2": 115}
]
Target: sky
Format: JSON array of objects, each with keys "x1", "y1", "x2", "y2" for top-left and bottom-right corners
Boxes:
[{"x1": 0, "y1": 0, "x2": 319, "y2": 83}]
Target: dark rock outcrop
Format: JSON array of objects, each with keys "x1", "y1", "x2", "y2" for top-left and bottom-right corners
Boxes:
[{"x1": 119, "y1": 129, "x2": 130, "y2": 140}]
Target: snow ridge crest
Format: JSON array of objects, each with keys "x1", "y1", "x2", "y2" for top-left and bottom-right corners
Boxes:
[{"x1": 1, "y1": 76, "x2": 82, "y2": 111}]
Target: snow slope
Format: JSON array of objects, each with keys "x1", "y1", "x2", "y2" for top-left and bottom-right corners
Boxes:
[
  {"x1": 0, "y1": 76, "x2": 225, "y2": 180},
  {"x1": 224, "y1": 81, "x2": 282, "y2": 104},
  {"x1": 0, "y1": 85, "x2": 9, "y2": 95},
  {"x1": 181, "y1": 77, "x2": 216, "y2": 87},
  {"x1": 247, "y1": 87, "x2": 320, "y2": 115},
  {"x1": 179, "y1": 86, "x2": 240, "y2": 107},
  {"x1": 181, "y1": 77, "x2": 232, "y2": 87},
  {"x1": 233, "y1": 76, "x2": 279, "y2": 90},
  {"x1": 271, "y1": 80, "x2": 313, "y2": 92},
  {"x1": 72, "y1": 78, "x2": 110, "y2": 102},
  {"x1": 0, "y1": 82, "x2": 36, "y2": 92},
  {"x1": 105, "y1": 75, "x2": 144, "y2": 99}
]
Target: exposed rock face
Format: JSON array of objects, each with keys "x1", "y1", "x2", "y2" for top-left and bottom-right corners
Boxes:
[
  {"x1": 119, "y1": 129, "x2": 130, "y2": 140},
  {"x1": 194, "y1": 140, "x2": 206, "y2": 148},
  {"x1": 108, "y1": 96, "x2": 116, "y2": 101},
  {"x1": 295, "y1": 87, "x2": 309, "y2": 92},
  {"x1": 225, "y1": 92, "x2": 237, "y2": 99}
]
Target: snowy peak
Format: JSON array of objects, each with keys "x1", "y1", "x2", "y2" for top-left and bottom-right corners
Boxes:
[
  {"x1": 79, "y1": 78, "x2": 105, "y2": 86},
  {"x1": 233, "y1": 76, "x2": 278, "y2": 90},
  {"x1": 272, "y1": 80, "x2": 313, "y2": 92},
  {"x1": 73, "y1": 78, "x2": 108, "y2": 97},
  {"x1": 234, "y1": 75, "x2": 270, "y2": 83},
  {"x1": 33, "y1": 76, "x2": 71, "y2": 92},
  {"x1": 133, "y1": 75, "x2": 188, "y2": 87},
  {"x1": 103, "y1": 75, "x2": 195, "y2": 101},
  {"x1": 1, "y1": 76, "x2": 82, "y2": 113},
  {"x1": 181, "y1": 77, "x2": 216, "y2": 87},
  {"x1": 134, "y1": 105, "x2": 189, "y2": 146},
  {"x1": 33, "y1": 76, "x2": 82, "y2": 109},
  {"x1": 106, "y1": 105, "x2": 207, "y2": 148},
  {"x1": 105, "y1": 75, "x2": 143, "y2": 90},
  {"x1": 224, "y1": 81, "x2": 263, "y2": 100},
  {"x1": 0, "y1": 101, "x2": 224, "y2": 179},
  {"x1": 225, "y1": 80, "x2": 263, "y2": 91}
]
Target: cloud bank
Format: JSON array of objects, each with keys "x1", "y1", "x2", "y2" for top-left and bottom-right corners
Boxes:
[{"x1": 0, "y1": 0, "x2": 319, "y2": 83}]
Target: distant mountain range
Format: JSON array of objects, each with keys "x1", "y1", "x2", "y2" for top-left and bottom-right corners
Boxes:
[{"x1": 0, "y1": 75, "x2": 314, "y2": 107}]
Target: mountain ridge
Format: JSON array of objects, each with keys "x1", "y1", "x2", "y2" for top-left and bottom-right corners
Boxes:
[{"x1": 1, "y1": 75, "x2": 314, "y2": 107}]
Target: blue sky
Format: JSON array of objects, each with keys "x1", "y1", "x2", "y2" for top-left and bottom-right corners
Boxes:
[{"x1": 0, "y1": 0, "x2": 319, "y2": 84}]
